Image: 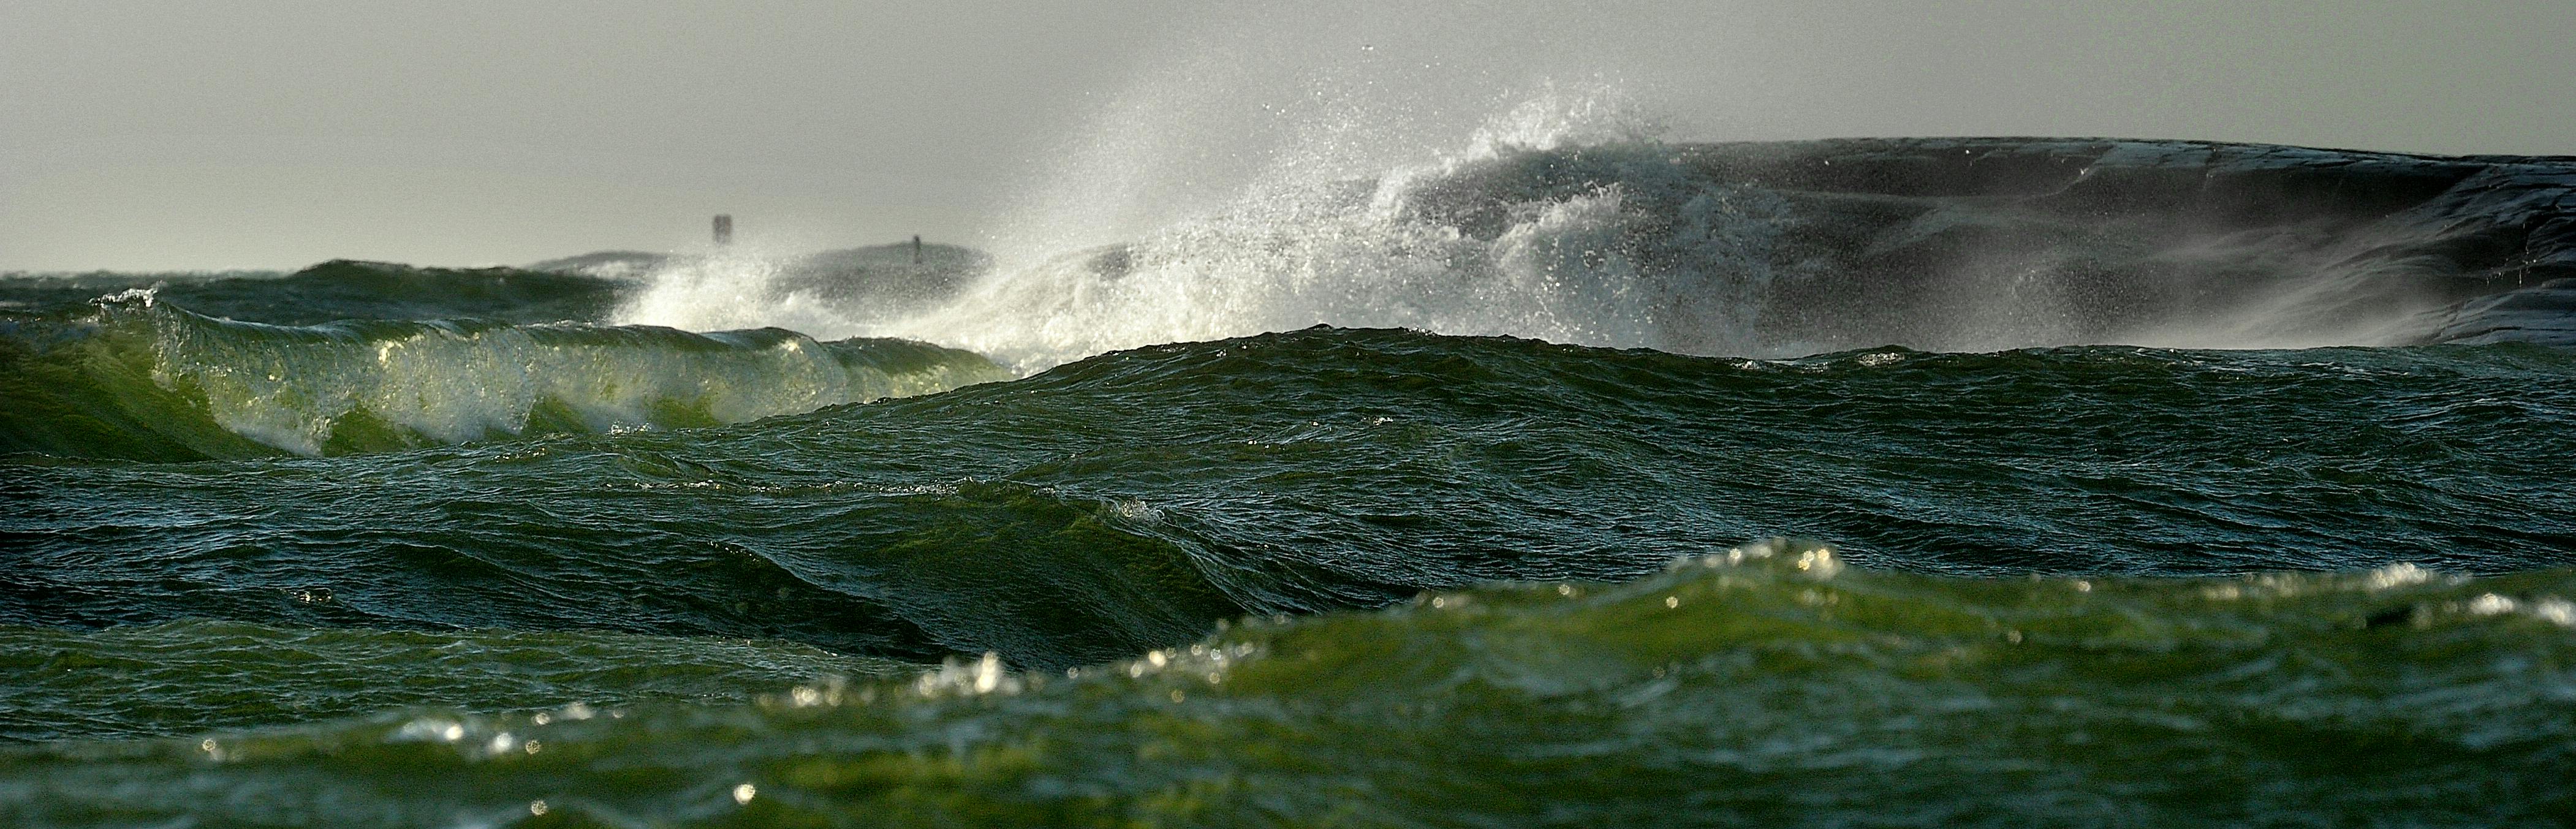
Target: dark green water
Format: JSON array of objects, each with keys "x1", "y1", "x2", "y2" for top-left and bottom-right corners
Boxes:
[{"x1": 4, "y1": 279, "x2": 2574, "y2": 825}]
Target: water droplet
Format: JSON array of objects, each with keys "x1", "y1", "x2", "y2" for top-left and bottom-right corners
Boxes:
[{"x1": 975, "y1": 652, "x2": 1002, "y2": 694}]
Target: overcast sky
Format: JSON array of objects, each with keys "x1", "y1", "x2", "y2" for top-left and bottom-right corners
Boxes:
[{"x1": 4, "y1": 1, "x2": 2570, "y2": 271}]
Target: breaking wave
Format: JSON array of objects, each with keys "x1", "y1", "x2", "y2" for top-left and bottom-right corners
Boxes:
[
  {"x1": 0, "y1": 293, "x2": 1010, "y2": 460},
  {"x1": 608, "y1": 86, "x2": 2576, "y2": 371}
]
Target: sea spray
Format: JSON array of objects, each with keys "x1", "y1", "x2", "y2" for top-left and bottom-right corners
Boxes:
[
  {"x1": 610, "y1": 243, "x2": 996, "y2": 341},
  {"x1": 591, "y1": 89, "x2": 2576, "y2": 366},
  {"x1": 865, "y1": 84, "x2": 1792, "y2": 371},
  {"x1": 612, "y1": 248, "x2": 865, "y2": 339}
]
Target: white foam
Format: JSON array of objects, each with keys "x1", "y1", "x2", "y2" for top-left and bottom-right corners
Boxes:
[
  {"x1": 845, "y1": 83, "x2": 1787, "y2": 371},
  {"x1": 126, "y1": 306, "x2": 1001, "y2": 455},
  {"x1": 610, "y1": 249, "x2": 873, "y2": 341}
]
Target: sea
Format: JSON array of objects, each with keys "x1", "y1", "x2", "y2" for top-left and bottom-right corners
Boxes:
[{"x1": 4, "y1": 117, "x2": 2574, "y2": 826}]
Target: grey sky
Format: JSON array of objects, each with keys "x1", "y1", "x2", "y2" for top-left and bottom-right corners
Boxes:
[{"x1": 4, "y1": 1, "x2": 2569, "y2": 271}]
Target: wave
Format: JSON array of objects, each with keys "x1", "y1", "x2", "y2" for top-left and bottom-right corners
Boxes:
[
  {"x1": 22, "y1": 99, "x2": 2570, "y2": 374},
  {"x1": 0, "y1": 293, "x2": 1012, "y2": 460},
  {"x1": 6, "y1": 542, "x2": 2570, "y2": 824},
  {"x1": 911, "y1": 135, "x2": 2576, "y2": 369},
  {"x1": 0, "y1": 621, "x2": 909, "y2": 742},
  {"x1": 608, "y1": 243, "x2": 991, "y2": 338},
  {"x1": 602, "y1": 90, "x2": 2576, "y2": 369},
  {"x1": 11, "y1": 328, "x2": 2573, "y2": 676}
]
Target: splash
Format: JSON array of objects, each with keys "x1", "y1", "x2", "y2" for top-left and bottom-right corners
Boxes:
[
  {"x1": 1454, "y1": 80, "x2": 1665, "y2": 162},
  {"x1": 866, "y1": 82, "x2": 1787, "y2": 371},
  {"x1": 600, "y1": 80, "x2": 2573, "y2": 369},
  {"x1": 612, "y1": 248, "x2": 862, "y2": 339}
]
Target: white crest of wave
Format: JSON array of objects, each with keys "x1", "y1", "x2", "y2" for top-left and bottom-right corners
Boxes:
[
  {"x1": 612, "y1": 248, "x2": 868, "y2": 339},
  {"x1": 857, "y1": 82, "x2": 1786, "y2": 371},
  {"x1": 605, "y1": 81, "x2": 1789, "y2": 373},
  {"x1": 118, "y1": 305, "x2": 1001, "y2": 456}
]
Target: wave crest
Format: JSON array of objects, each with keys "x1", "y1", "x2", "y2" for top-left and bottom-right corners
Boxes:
[{"x1": 0, "y1": 297, "x2": 1011, "y2": 460}]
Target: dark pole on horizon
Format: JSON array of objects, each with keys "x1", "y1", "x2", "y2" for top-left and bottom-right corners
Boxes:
[
  {"x1": 912, "y1": 235, "x2": 922, "y2": 265},
  {"x1": 713, "y1": 214, "x2": 733, "y2": 248}
]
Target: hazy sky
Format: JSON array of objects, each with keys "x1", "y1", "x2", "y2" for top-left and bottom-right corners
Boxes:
[{"x1": 5, "y1": 1, "x2": 2570, "y2": 271}]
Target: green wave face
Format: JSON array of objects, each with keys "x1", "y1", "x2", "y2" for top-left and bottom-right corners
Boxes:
[
  {"x1": 4, "y1": 543, "x2": 2570, "y2": 826},
  {"x1": 0, "y1": 296, "x2": 1013, "y2": 460}
]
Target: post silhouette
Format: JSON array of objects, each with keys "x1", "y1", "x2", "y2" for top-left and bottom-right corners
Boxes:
[
  {"x1": 713, "y1": 214, "x2": 733, "y2": 247},
  {"x1": 912, "y1": 235, "x2": 923, "y2": 265}
]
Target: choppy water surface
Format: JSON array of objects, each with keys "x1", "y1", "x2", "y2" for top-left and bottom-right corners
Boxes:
[
  {"x1": 6, "y1": 319, "x2": 2574, "y2": 825},
  {"x1": 7, "y1": 128, "x2": 2576, "y2": 825}
]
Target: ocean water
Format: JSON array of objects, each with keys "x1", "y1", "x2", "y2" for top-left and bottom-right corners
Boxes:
[{"x1": 6, "y1": 123, "x2": 2576, "y2": 825}]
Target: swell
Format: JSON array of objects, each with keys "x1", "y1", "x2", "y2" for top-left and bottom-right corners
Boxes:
[
  {"x1": 0, "y1": 293, "x2": 1013, "y2": 460},
  {"x1": 5, "y1": 543, "x2": 2570, "y2": 825},
  {"x1": 0, "y1": 470, "x2": 1254, "y2": 673},
  {"x1": 10, "y1": 328, "x2": 2572, "y2": 677}
]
